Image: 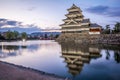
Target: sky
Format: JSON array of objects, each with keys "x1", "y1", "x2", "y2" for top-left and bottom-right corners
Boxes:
[{"x1": 0, "y1": 0, "x2": 120, "y2": 30}]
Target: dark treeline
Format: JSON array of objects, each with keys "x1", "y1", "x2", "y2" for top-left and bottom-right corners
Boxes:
[
  {"x1": 29, "y1": 33, "x2": 59, "y2": 40},
  {"x1": 0, "y1": 30, "x2": 27, "y2": 41},
  {"x1": 0, "y1": 30, "x2": 60, "y2": 41},
  {"x1": 102, "y1": 22, "x2": 120, "y2": 34}
]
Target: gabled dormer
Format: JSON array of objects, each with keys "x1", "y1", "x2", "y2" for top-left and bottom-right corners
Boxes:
[{"x1": 66, "y1": 19, "x2": 78, "y2": 25}]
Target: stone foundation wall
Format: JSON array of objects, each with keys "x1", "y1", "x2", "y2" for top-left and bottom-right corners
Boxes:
[
  {"x1": 56, "y1": 33, "x2": 120, "y2": 44},
  {"x1": 99, "y1": 34, "x2": 120, "y2": 44}
]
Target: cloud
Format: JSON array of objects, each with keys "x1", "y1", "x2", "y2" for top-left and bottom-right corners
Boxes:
[
  {"x1": 0, "y1": 19, "x2": 21, "y2": 28},
  {"x1": 0, "y1": 27, "x2": 41, "y2": 34},
  {"x1": 86, "y1": 6, "x2": 109, "y2": 14},
  {"x1": 0, "y1": 18, "x2": 7, "y2": 27},
  {"x1": 7, "y1": 21, "x2": 18, "y2": 25},
  {"x1": 0, "y1": 18, "x2": 7, "y2": 21},
  {"x1": 86, "y1": 6, "x2": 120, "y2": 17},
  {"x1": 0, "y1": 18, "x2": 39, "y2": 28},
  {"x1": 0, "y1": 18, "x2": 41, "y2": 33},
  {"x1": 108, "y1": 8, "x2": 120, "y2": 17},
  {"x1": 27, "y1": 7, "x2": 36, "y2": 11}
]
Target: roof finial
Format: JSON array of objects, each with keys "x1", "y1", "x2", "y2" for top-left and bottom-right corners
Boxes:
[
  {"x1": 72, "y1": 3, "x2": 77, "y2": 7},
  {"x1": 73, "y1": 4, "x2": 75, "y2": 6}
]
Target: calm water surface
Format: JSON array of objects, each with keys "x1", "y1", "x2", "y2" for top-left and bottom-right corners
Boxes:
[{"x1": 0, "y1": 40, "x2": 120, "y2": 80}]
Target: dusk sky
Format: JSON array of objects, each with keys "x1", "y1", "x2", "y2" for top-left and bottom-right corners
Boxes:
[{"x1": 0, "y1": 0, "x2": 120, "y2": 29}]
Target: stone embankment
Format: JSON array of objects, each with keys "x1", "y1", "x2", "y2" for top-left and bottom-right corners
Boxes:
[
  {"x1": 98, "y1": 34, "x2": 120, "y2": 44},
  {"x1": 56, "y1": 33, "x2": 120, "y2": 44},
  {"x1": 0, "y1": 61, "x2": 69, "y2": 80}
]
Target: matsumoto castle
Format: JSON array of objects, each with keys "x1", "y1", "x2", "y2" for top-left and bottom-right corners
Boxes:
[{"x1": 60, "y1": 4, "x2": 101, "y2": 35}]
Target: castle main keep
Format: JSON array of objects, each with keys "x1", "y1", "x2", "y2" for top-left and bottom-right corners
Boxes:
[{"x1": 57, "y1": 4, "x2": 102, "y2": 43}]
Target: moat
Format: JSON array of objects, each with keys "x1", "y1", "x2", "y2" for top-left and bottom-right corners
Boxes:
[{"x1": 0, "y1": 40, "x2": 120, "y2": 80}]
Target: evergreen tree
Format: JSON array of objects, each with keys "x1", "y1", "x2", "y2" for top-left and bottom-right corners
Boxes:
[
  {"x1": 0, "y1": 34, "x2": 5, "y2": 40},
  {"x1": 6, "y1": 30, "x2": 13, "y2": 40},
  {"x1": 21, "y1": 32, "x2": 27, "y2": 39},
  {"x1": 103, "y1": 25, "x2": 111, "y2": 34},
  {"x1": 114, "y1": 22, "x2": 120, "y2": 33},
  {"x1": 106, "y1": 25, "x2": 110, "y2": 34},
  {"x1": 45, "y1": 34, "x2": 48, "y2": 38},
  {"x1": 14, "y1": 31, "x2": 19, "y2": 39}
]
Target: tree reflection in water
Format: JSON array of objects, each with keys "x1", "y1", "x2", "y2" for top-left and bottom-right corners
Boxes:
[
  {"x1": 0, "y1": 45, "x2": 27, "y2": 58},
  {"x1": 114, "y1": 51, "x2": 120, "y2": 63},
  {"x1": 105, "y1": 50, "x2": 110, "y2": 60},
  {"x1": 102, "y1": 44, "x2": 120, "y2": 63},
  {"x1": 0, "y1": 41, "x2": 42, "y2": 58}
]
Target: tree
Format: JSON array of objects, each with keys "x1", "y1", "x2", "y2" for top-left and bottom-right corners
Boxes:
[
  {"x1": 44, "y1": 34, "x2": 48, "y2": 38},
  {"x1": 55, "y1": 34, "x2": 59, "y2": 38},
  {"x1": 0, "y1": 34, "x2": 5, "y2": 40},
  {"x1": 21, "y1": 32, "x2": 27, "y2": 39},
  {"x1": 5, "y1": 30, "x2": 20, "y2": 40},
  {"x1": 14, "y1": 31, "x2": 19, "y2": 39},
  {"x1": 105, "y1": 25, "x2": 110, "y2": 34},
  {"x1": 114, "y1": 51, "x2": 120, "y2": 63},
  {"x1": 49, "y1": 34, "x2": 53, "y2": 39},
  {"x1": 114, "y1": 22, "x2": 120, "y2": 33},
  {"x1": 102, "y1": 25, "x2": 111, "y2": 34},
  {"x1": 6, "y1": 30, "x2": 13, "y2": 40}
]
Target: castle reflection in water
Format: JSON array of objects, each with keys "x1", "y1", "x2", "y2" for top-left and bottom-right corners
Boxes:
[
  {"x1": 61, "y1": 42, "x2": 101, "y2": 76},
  {"x1": 60, "y1": 42, "x2": 120, "y2": 76}
]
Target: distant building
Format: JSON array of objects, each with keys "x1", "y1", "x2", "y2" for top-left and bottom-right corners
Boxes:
[
  {"x1": 89, "y1": 23, "x2": 101, "y2": 34},
  {"x1": 60, "y1": 4, "x2": 101, "y2": 35}
]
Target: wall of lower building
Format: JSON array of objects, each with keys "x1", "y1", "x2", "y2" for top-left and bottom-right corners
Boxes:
[{"x1": 89, "y1": 32, "x2": 100, "y2": 34}]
